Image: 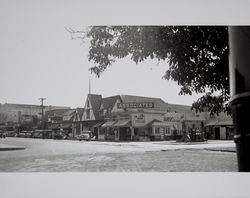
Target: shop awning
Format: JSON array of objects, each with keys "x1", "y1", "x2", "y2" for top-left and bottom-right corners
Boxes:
[
  {"x1": 205, "y1": 120, "x2": 233, "y2": 127},
  {"x1": 101, "y1": 120, "x2": 117, "y2": 127},
  {"x1": 113, "y1": 119, "x2": 131, "y2": 127},
  {"x1": 93, "y1": 122, "x2": 104, "y2": 128},
  {"x1": 61, "y1": 123, "x2": 72, "y2": 128},
  {"x1": 50, "y1": 124, "x2": 60, "y2": 129}
]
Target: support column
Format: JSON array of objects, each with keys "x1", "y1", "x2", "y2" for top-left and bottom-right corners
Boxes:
[
  {"x1": 229, "y1": 26, "x2": 250, "y2": 171},
  {"x1": 131, "y1": 127, "x2": 134, "y2": 141},
  {"x1": 118, "y1": 128, "x2": 120, "y2": 141},
  {"x1": 80, "y1": 123, "x2": 82, "y2": 133}
]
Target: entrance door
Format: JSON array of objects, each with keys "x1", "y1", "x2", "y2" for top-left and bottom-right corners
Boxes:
[
  {"x1": 94, "y1": 127, "x2": 98, "y2": 139},
  {"x1": 119, "y1": 127, "x2": 131, "y2": 141},
  {"x1": 119, "y1": 127, "x2": 126, "y2": 141},
  {"x1": 215, "y1": 127, "x2": 220, "y2": 140}
]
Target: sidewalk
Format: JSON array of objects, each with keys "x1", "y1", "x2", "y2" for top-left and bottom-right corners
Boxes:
[{"x1": 0, "y1": 143, "x2": 25, "y2": 151}]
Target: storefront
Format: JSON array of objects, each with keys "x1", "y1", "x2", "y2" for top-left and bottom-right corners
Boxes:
[
  {"x1": 98, "y1": 110, "x2": 168, "y2": 141},
  {"x1": 205, "y1": 120, "x2": 234, "y2": 140},
  {"x1": 150, "y1": 121, "x2": 173, "y2": 140},
  {"x1": 99, "y1": 120, "x2": 117, "y2": 141},
  {"x1": 82, "y1": 94, "x2": 209, "y2": 142}
]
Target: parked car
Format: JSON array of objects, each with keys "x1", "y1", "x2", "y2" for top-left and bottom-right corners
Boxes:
[
  {"x1": 76, "y1": 131, "x2": 95, "y2": 141},
  {"x1": 17, "y1": 132, "x2": 26, "y2": 138},
  {"x1": 32, "y1": 132, "x2": 43, "y2": 138},
  {"x1": 54, "y1": 132, "x2": 66, "y2": 140},
  {"x1": 24, "y1": 132, "x2": 32, "y2": 138},
  {"x1": 6, "y1": 131, "x2": 16, "y2": 137}
]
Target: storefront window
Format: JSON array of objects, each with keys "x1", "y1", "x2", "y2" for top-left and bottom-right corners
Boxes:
[
  {"x1": 138, "y1": 128, "x2": 149, "y2": 136},
  {"x1": 86, "y1": 109, "x2": 90, "y2": 119},
  {"x1": 160, "y1": 127, "x2": 165, "y2": 134},
  {"x1": 99, "y1": 128, "x2": 106, "y2": 135},
  {"x1": 165, "y1": 127, "x2": 170, "y2": 135},
  {"x1": 155, "y1": 127, "x2": 160, "y2": 134},
  {"x1": 99, "y1": 109, "x2": 104, "y2": 117}
]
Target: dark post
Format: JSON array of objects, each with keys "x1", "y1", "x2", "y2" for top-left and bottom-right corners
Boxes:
[{"x1": 229, "y1": 26, "x2": 250, "y2": 171}]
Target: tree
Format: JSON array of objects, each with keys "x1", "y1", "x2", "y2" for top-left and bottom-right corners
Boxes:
[
  {"x1": 0, "y1": 113, "x2": 8, "y2": 123},
  {"x1": 69, "y1": 26, "x2": 230, "y2": 115}
]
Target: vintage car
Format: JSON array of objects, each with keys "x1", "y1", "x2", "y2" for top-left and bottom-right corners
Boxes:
[
  {"x1": 76, "y1": 131, "x2": 95, "y2": 141},
  {"x1": 53, "y1": 132, "x2": 67, "y2": 140}
]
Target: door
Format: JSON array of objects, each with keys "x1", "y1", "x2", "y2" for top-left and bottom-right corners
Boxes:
[
  {"x1": 215, "y1": 127, "x2": 220, "y2": 140},
  {"x1": 119, "y1": 127, "x2": 131, "y2": 141}
]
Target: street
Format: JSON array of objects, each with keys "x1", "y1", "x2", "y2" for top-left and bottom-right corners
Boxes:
[{"x1": 0, "y1": 138, "x2": 237, "y2": 172}]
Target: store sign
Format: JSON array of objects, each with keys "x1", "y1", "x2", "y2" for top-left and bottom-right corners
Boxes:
[
  {"x1": 117, "y1": 102, "x2": 154, "y2": 109},
  {"x1": 134, "y1": 113, "x2": 145, "y2": 123}
]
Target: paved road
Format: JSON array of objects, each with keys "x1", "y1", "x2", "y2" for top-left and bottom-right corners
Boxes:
[{"x1": 0, "y1": 138, "x2": 237, "y2": 172}]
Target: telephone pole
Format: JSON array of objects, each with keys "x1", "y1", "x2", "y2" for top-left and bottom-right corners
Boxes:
[
  {"x1": 39, "y1": 98, "x2": 46, "y2": 129},
  {"x1": 89, "y1": 78, "x2": 91, "y2": 94}
]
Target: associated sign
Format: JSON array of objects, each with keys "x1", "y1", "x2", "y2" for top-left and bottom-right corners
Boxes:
[{"x1": 117, "y1": 102, "x2": 154, "y2": 109}]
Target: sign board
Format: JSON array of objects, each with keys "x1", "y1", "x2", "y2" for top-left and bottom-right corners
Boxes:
[
  {"x1": 134, "y1": 113, "x2": 145, "y2": 123},
  {"x1": 117, "y1": 102, "x2": 154, "y2": 109}
]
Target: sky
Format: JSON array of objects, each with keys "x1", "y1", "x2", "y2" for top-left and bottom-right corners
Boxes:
[{"x1": 0, "y1": 0, "x2": 248, "y2": 108}]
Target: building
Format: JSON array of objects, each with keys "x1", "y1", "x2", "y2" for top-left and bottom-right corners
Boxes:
[
  {"x1": 72, "y1": 108, "x2": 84, "y2": 137},
  {"x1": 0, "y1": 103, "x2": 70, "y2": 124},
  {"x1": 80, "y1": 94, "x2": 207, "y2": 141},
  {"x1": 205, "y1": 112, "x2": 233, "y2": 140}
]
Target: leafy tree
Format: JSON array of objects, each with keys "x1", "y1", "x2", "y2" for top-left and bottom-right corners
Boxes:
[
  {"x1": 0, "y1": 113, "x2": 8, "y2": 123},
  {"x1": 69, "y1": 26, "x2": 230, "y2": 115}
]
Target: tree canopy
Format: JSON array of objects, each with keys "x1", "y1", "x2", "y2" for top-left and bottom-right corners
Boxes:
[{"x1": 70, "y1": 26, "x2": 230, "y2": 115}]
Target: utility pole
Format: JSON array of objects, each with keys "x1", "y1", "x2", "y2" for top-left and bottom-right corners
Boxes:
[
  {"x1": 89, "y1": 78, "x2": 91, "y2": 94},
  {"x1": 39, "y1": 98, "x2": 46, "y2": 129}
]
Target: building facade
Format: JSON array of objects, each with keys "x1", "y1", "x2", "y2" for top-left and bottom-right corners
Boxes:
[{"x1": 79, "y1": 94, "x2": 208, "y2": 141}]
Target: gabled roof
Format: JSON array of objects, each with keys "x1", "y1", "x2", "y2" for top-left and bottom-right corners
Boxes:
[
  {"x1": 205, "y1": 120, "x2": 233, "y2": 127},
  {"x1": 166, "y1": 103, "x2": 193, "y2": 113},
  {"x1": 76, "y1": 108, "x2": 84, "y2": 118},
  {"x1": 102, "y1": 95, "x2": 121, "y2": 110},
  {"x1": 88, "y1": 94, "x2": 102, "y2": 120},
  {"x1": 120, "y1": 95, "x2": 169, "y2": 111},
  {"x1": 62, "y1": 109, "x2": 76, "y2": 116},
  {"x1": 184, "y1": 114, "x2": 206, "y2": 121}
]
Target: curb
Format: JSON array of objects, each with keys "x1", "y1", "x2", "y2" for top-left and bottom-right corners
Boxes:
[
  {"x1": 0, "y1": 144, "x2": 25, "y2": 151},
  {"x1": 0, "y1": 147, "x2": 25, "y2": 151},
  {"x1": 205, "y1": 149, "x2": 236, "y2": 153}
]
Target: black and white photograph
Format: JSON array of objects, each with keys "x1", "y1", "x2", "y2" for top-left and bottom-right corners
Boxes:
[{"x1": 0, "y1": 0, "x2": 250, "y2": 198}]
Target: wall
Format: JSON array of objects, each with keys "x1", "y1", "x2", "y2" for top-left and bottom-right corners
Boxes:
[{"x1": 220, "y1": 127, "x2": 227, "y2": 140}]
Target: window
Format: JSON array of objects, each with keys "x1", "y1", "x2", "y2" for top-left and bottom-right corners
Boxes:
[
  {"x1": 99, "y1": 109, "x2": 104, "y2": 117},
  {"x1": 165, "y1": 127, "x2": 170, "y2": 135},
  {"x1": 87, "y1": 100, "x2": 90, "y2": 108},
  {"x1": 155, "y1": 127, "x2": 160, "y2": 134},
  {"x1": 160, "y1": 127, "x2": 165, "y2": 134},
  {"x1": 86, "y1": 109, "x2": 90, "y2": 119}
]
